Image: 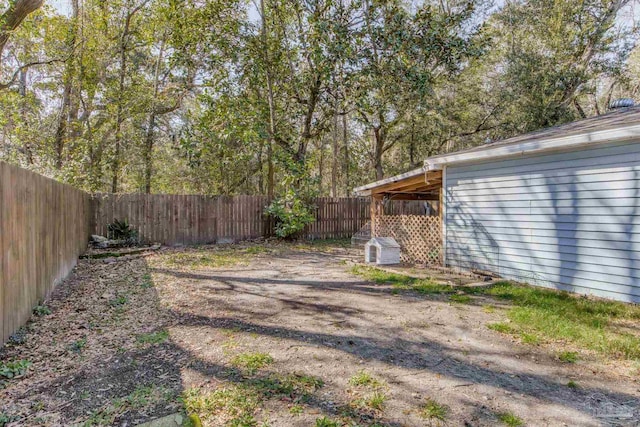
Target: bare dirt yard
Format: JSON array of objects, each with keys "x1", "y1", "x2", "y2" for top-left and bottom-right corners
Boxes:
[{"x1": 1, "y1": 241, "x2": 639, "y2": 426}]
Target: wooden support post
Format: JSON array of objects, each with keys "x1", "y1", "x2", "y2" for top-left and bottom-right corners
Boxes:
[{"x1": 370, "y1": 194, "x2": 383, "y2": 237}]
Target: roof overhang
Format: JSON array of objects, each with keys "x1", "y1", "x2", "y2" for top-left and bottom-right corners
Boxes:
[
  {"x1": 423, "y1": 123, "x2": 640, "y2": 171},
  {"x1": 354, "y1": 168, "x2": 442, "y2": 198},
  {"x1": 355, "y1": 122, "x2": 640, "y2": 196}
]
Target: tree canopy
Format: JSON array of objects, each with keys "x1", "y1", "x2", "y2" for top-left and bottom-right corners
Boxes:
[{"x1": 0, "y1": 0, "x2": 637, "y2": 197}]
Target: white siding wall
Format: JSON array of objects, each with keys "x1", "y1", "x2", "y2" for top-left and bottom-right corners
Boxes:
[{"x1": 445, "y1": 140, "x2": 640, "y2": 303}]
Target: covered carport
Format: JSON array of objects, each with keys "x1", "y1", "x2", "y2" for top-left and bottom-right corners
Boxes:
[{"x1": 355, "y1": 168, "x2": 444, "y2": 265}]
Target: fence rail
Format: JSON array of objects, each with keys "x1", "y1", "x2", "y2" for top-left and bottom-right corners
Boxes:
[
  {"x1": 0, "y1": 161, "x2": 92, "y2": 344},
  {"x1": 92, "y1": 194, "x2": 425, "y2": 245}
]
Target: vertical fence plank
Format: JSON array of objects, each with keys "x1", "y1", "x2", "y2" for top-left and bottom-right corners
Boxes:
[
  {"x1": 0, "y1": 161, "x2": 91, "y2": 345},
  {"x1": 89, "y1": 194, "x2": 424, "y2": 245}
]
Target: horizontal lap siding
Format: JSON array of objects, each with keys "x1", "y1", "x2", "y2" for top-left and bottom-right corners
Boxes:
[{"x1": 445, "y1": 140, "x2": 640, "y2": 303}]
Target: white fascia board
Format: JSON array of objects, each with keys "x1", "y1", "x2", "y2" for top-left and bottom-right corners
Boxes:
[
  {"x1": 354, "y1": 166, "x2": 426, "y2": 195},
  {"x1": 423, "y1": 124, "x2": 640, "y2": 170}
]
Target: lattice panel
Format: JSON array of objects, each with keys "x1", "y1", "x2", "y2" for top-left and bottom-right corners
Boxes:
[{"x1": 373, "y1": 215, "x2": 442, "y2": 265}]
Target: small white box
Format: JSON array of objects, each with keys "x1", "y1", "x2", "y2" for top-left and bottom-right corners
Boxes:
[{"x1": 365, "y1": 237, "x2": 401, "y2": 265}]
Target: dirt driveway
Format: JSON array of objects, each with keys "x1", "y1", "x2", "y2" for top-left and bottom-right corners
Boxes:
[{"x1": 1, "y1": 243, "x2": 639, "y2": 426}]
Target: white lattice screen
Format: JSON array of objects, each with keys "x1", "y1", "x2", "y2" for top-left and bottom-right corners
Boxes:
[{"x1": 373, "y1": 215, "x2": 442, "y2": 265}]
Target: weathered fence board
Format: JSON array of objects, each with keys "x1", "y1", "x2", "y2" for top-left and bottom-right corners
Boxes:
[
  {"x1": 0, "y1": 161, "x2": 92, "y2": 345},
  {"x1": 92, "y1": 194, "x2": 425, "y2": 245}
]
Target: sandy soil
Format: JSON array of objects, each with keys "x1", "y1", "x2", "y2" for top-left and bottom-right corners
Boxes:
[{"x1": 1, "y1": 244, "x2": 639, "y2": 426}]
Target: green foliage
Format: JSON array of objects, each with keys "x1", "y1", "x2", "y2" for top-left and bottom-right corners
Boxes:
[
  {"x1": 230, "y1": 353, "x2": 274, "y2": 375},
  {"x1": 497, "y1": 411, "x2": 524, "y2": 427},
  {"x1": 85, "y1": 385, "x2": 171, "y2": 426},
  {"x1": 107, "y1": 219, "x2": 138, "y2": 243},
  {"x1": 136, "y1": 330, "x2": 169, "y2": 345},
  {"x1": 558, "y1": 351, "x2": 578, "y2": 364},
  {"x1": 108, "y1": 294, "x2": 128, "y2": 307},
  {"x1": 354, "y1": 391, "x2": 386, "y2": 411},
  {"x1": 184, "y1": 373, "x2": 323, "y2": 426},
  {"x1": 484, "y1": 282, "x2": 640, "y2": 360},
  {"x1": 450, "y1": 294, "x2": 473, "y2": 304},
  {"x1": 289, "y1": 405, "x2": 304, "y2": 415},
  {"x1": 315, "y1": 417, "x2": 339, "y2": 427},
  {"x1": 68, "y1": 339, "x2": 87, "y2": 354},
  {"x1": 33, "y1": 304, "x2": 51, "y2": 316},
  {"x1": 0, "y1": 360, "x2": 32, "y2": 379},
  {"x1": 350, "y1": 266, "x2": 454, "y2": 295},
  {"x1": 348, "y1": 370, "x2": 384, "y2": 388},
  {"x1": 265, "y1": 191, "x2": 315, "y2": 239},
  {"x1": 421, "y1": 398, "x2": 449, "y2": 422}
]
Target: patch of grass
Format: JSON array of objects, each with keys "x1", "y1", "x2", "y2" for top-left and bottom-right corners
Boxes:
[
  {"x1": 68, "y1": 338, "x2": 87, "y2": 354},
  {"x1": 357, "y1": 391, "x2": 386, "y2": 411},
  {"x1": 85, "y1": 385, "x2": 171, "y2": 426},
  {"x1": 482, "y1": 281, "x2": 640, "y2": 360},
  {"x1": 487, "y1": 322, "x2": 515, "y2": 334},
  {"x1": 0, "y1": 360, "x2": 32, "y2": 379},
  {"x1": 348, "y1": 370, "x2": 384, "y2": 388},
  {"x1": 248, "y1": 373, "x2": 324, "y2": 401},
  {"x1": 497, "y1": 411, "x2": 524, "y2": 426},
  {"x1": 136, "y1": 330, "x2": 169, "y2": 345},
  {"x1": 567, "y1": 380, "x2": 578, "y2": 389},
  {"x1": 294, "y1": 238, "x2": 350, "y2": 252},
  {"x1": 520, "y1": 333, "x2": 540, "y2": 345},
  {"x1": 483, "y1": 304, "x2": 496, "y2": 313},
  {"x1": 231, "y1": 352, "x2": 274, "y2": 375},
  {"x1": 450, "y1": 294, "x2": 473, "y2": 304},
  {"x1": 108, "y1": 294, "x2": 128, "y2": 307},
  {"x1": 162, "y1": 249, "x2": 247, "y2": 269},
  {"x1": 350, "y1": 265, "x2": 414, "y2": 285},
  {"x1": 0, "y1": 413, "x2": 13, "y2": 425},
  {"x1": 33, "y1": 304, "x2": 51, "y2": 316},
  {"x1": 558, "y1": 351, "x2": 578, "y2": 363},
  {"x1": 244, "y1": 245, "x2": 270, "y2": 255},
  {"x1": 140, "y1": 273, "x2": 153, "y2": 289},
  {"x1": 289, "y1": 404, "x2": 304, "y2": 415},
  {"x1": 421, "y1": 398, "x2": 448, "y2": 423},
  {"x1": 184, "y1": 374, "x2": 323, "y2": 426},
  {"x1": 350, "y1": 266, "x2": 454, "y2": 295},
  {"x1": 315, "y1": 417, "x2": 339, "y2": 427},
  {"x1": 183, "y1": 386, "x2": 260, "y2": 427}
]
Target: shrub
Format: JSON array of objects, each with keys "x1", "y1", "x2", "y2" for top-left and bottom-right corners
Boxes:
[
  {"x1": 265, "y1": 191, "x2": 315, "y2": 239},
  {"x1": 0, "y1": 360, "x2": 32, "y2": 379},
  {"x1": 107, "y1": 218, "x2": 139, "y2": 244}
]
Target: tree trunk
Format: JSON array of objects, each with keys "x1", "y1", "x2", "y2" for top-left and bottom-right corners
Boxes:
[
  {"x1": 261, "y1": 0, "x2": 276, "y2": 199},
  {"x1": 18, "y1": 68, "x2": 33, "y2": 164},
  {"x1": 143, "y1": 112, "x2": 156, "y2": 193},
  {"x1": 143, "y1": 36, "x2": 166, "y2": 194},
  {"x1": 331, "y1": 108, "x2": 338, "y2": 197},
  {"x1": 373, "y1": 127, "x2": 384, "y2": 180},
  {"x1": 0, "y1": 0, "x2": 43, "y2": 65},
  {"x1": 342, "y1": 113, "x2": 349, "y2": 196},
  {"x1": 112, "y1": 7, "x2": 135, "y2": 193},
  {"x1": 53, "y1": 0, "x2": 78, "y2": 169}
]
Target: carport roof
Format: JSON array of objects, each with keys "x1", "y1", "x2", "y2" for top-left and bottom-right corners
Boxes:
[{"x1": 355, "y1": 105, "x2": 640, "y2": 196}]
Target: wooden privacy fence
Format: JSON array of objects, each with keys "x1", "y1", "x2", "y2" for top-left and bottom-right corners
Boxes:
[
  {"x1": 374, "y1": 215, "x2": 442, "y2": 265},
  {"x1": 0, "y1": 161, "x2": 92, "y2": 345},
  {"x1": 92, "y1": 194, "x2": 271, "y2": 245},
  {"x1": 0, "y1": 167, "x2": 425, "y2": 344},
  {"x1": 92, "y1": 194, "x2": 425, "y2": 245}
]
